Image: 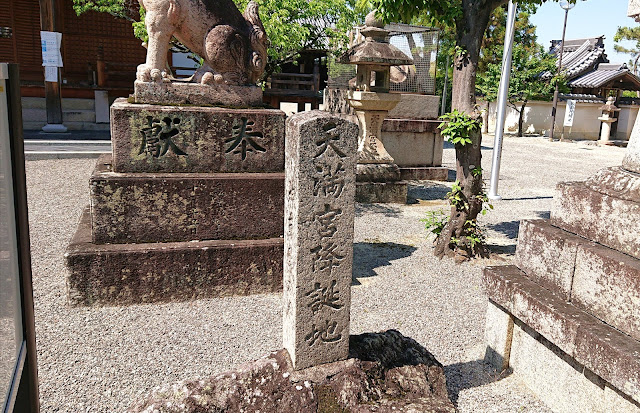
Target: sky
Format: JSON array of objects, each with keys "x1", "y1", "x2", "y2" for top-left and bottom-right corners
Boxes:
[{"x1": 529, "y1": 0, "x2": 636, "y2": 65}]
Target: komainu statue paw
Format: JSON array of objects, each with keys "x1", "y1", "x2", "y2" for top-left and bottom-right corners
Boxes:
[
  {"x1": 201, "y1": 72, "x2": 224, "y2": 85},
  {"x1": 136, "y1": 64, "x2": 152, "y2": 82},
  {"x1": 150, "y1": 69, "x2": 163, "y2": 81}
]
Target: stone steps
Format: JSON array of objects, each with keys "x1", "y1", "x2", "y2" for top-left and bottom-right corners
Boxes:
[
  {"x1": 515, "y1": 219, "x2": 640, "y2": 342},
  {"x1": 65, "y1": 207, "x2": 284, "y2": 306},
  {"x1": 551, "y1": 178, "x2": 640, "y2": 259},
  {"x1": 484, "y1": 164, "x2": 640, "y2": 411},
  {"x1": 21, "y1": 97, "x2": 110, "y2": 131},
  {"x1": 22, "y1": 96, "x2": 96, "y2": 110},
  {"x1": 484, "y1": 266, "x2": 640, "y2": 407}
]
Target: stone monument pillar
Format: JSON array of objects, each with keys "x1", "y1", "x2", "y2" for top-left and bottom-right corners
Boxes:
[
  {"x1": 283, "y1": 111, "x2": 358, "y2": 370},
  {"x1": 65, "y1": 1, "x2": 287, "y2": 306}
]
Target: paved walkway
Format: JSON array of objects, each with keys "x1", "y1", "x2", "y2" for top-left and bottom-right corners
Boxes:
[{"x1": 24, "y1": 135, "x2": 626, "y2": 412}]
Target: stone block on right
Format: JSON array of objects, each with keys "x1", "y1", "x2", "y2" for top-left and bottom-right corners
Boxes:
[{"x1": 551, "y1": 181, "x2": 640, "y2": 260}]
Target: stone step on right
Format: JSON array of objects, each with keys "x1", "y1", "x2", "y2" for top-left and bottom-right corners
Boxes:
[
  {"x1": 515, "y1": 218, "x2": 640, "y2": 342},
  {"x1": 551, "y1": 166, "x2": 640, "y2": 259},
  {"x1": 483, "y1": 265, "x2": 640, "y2": 410}
]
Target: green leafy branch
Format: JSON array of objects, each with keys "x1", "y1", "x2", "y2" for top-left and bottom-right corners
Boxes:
[{"x1": 438, "y1": 110, "x2": 481, "y2": 146}]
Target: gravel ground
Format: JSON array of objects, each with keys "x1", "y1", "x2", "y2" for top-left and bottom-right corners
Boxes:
[{"x1": 25, "y1": 135, "x2": 625, "y2": 412}]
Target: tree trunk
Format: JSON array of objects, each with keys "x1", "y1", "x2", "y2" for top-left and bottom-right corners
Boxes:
[
  {"x1": 434, "y1": 2, "x2": 494, "y2": 259},
  {"x1": 517, "y1": 100, "x2": 527, "y2": 137}
]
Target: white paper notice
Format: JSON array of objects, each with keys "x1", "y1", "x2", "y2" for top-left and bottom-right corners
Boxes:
[
  {"x1": 563, "y1": 99, "x2": 576, "y2": 127},
  {"x1": 41, "y1": 31, "x2": 63, "y2": 67},
  {"x1": 44, "y1": 66, "x2": 58, "y2": 82}
]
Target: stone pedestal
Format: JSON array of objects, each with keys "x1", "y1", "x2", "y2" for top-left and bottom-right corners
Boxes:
[
  {"x1": 134, "y1": 81, "x2": 264, "y2": 107},
  {"x1": 324, "y1": 90, "x2": 447, "y2": 181},
  {"x1": 482, "y1": 160, "x2": 640, "y2": 410},
  {"x1": 347, "y1": 90, "x2": 408, "y2": 204},
  {"x1": 66, "y1": 101, "x2": 286, "y2": 306},
  {"x1": 382, "y1": 118, "x2": 448, "y2": 181}
]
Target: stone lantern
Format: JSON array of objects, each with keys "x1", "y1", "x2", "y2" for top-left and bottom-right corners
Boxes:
[
  {"x1": 598, "y1": 96, "x2": 620, "y2": 145},
  {"x1": 339, "y1": 11, "x2": 413, "y2": 203}
]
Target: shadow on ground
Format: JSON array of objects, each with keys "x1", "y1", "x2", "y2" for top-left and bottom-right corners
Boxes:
[
  {"x1": 486, "y1": 220, "x2": 520, "y2": 240},
  {"x1": 445, "y1": 358, "x2": 511, "y2": 406},
  {"x1": 352, "y1": 242, "x2": 417, "y2": 285},
  {"x1": 355, "y1": 203, "x2": 402, "y2": 217},
  {"x1": 535, "y1": 210, "x2": 551, "y2": 219},
  {"x1": 501, "y1": 196, "x2": 553, "y2": 201},
  {"x1": 407, "y1": 183, "x2": 450, "y2": 204}
]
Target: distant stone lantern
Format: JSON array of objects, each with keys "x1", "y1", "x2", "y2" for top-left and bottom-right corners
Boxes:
[
  {"x1": 598, "y1": 96, "x2": 620, "y2": 145},
  {"x1": 339, "y1": 11, "x2": 413, "y2": 203}
]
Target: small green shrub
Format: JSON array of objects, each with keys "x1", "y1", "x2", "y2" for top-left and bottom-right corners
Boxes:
[{"x1": 423, "y1": 177, "x2": 493, "y2": 257}]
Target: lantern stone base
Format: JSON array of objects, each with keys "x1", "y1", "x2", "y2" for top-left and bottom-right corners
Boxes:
[
  {"x1": 355, "y1": 163, "x2": 407, "y2": 203},
  {"x1": 355, "y1": 181, "x2": 408, "y2": 204},
  {"x1": 399, "y1": 167, "x2": 448, "y2": 181}
]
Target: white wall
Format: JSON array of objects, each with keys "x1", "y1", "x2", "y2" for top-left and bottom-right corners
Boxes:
[{"x1": 484, "y1": 100, "x2": 639, "y2": 140}]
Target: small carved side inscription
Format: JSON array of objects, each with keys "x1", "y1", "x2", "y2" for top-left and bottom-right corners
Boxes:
[{"x1": 305, "y1": 319, "x2": 342, "y2": 345}]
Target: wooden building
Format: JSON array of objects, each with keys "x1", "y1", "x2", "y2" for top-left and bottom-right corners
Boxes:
[{"x1": 1, "y1": 0, "x2": 145, "y2": 98}]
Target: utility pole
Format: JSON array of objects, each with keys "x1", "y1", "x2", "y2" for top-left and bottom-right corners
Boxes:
[
  {"x1": 441, "y1": 55, "x2": 449, "y2": 116},
  {"x1": 549, "y1": 1, "x2": 574, "y2": 141},
  {"x1": 488, "y1": 0, "x2": 517, "y2": 201}
]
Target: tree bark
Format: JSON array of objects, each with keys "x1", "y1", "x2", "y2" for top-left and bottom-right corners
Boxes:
[
  {"x1": 434, "y1": 1, "x2": 495, "y2": 259},
  {"x1": 517, "y1": 100, "x2": 527, "y2": 137}
]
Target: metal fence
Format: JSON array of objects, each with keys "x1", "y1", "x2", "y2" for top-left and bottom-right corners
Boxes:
[{"x1": 327, "y1": 23, "x2": 439, "y2": 94}]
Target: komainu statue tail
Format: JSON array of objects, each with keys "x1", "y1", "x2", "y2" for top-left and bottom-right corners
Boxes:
[{"x1": 244, "y1": 1, "x2": 268, "y2": 83}]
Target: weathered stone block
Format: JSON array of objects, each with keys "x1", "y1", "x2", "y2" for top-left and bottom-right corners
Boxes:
[
  {"x1": 482, "y1": 265, "x2": 522, "y2": 311},
  {"x1": 585, "y1": 166, "x2": 640, "y2": 202},
  {"x1": 510, "y1": 322, "x2": 640, "y2": 413},
  {"x1": 110, "y1": 98, "x2": 285, "y2": 173},
  {"x1": 283, "y1": 111, "x2": 358, "y2": 370},
  {"x1": 355, "y1": 181, "x2": 407, "y2": 203},
  {"x1": 572, "y1": 242, "x2": 640, "y2": 341},
  {"x1": 386, "y1": 94, "x2": 440, "y2": 120},
  {"x1": 484, "y1": 300, "x2": 514, "y2": 371},
  {"x1": 484, "y1": 265, "x2": 588, "y2": 357},
  {"x1": 485, "y1": 264, "x2": 640, "y2": 409},
  {"x1": 382, "y1": 119, "x2": 443, "y2": 167},
  {"x1": 134, "y1": 81, "x2": 264, "y2": 107},
  {"x1": 399, "y1": 167, "x2": 448, "y2": 181},
  {"x1": 514, "y1": 219, "x2": 585, "y2": 300},
  {"x1": 90, "y1": 156, "x2": 284, "y2": 244},
  {"x1": 551, "y1": 181, "x2": 640, "y2": 259},
  {"x1": 66, "y1": 208, "x2": 283, "y2": 306},
  {"x1": 574, "y1": 317, "x2": 640, "y2": 404},
  {"x1": 129, "y1": 331, "x2": 455, "y2": 412}
]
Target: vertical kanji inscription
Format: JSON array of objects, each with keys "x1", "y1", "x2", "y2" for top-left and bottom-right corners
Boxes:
[{"x1": 283, "y1": 111, "x2": 358, "y2": 370}]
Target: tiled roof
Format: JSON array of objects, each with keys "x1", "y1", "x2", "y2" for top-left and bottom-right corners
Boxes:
[
  {"x1": 558, "y1": 93, "x2": 605, "y2": 104},
  {"x1": 568, "y1": 63, "x2": 640, "y2": 88},
  {"x1": 543, "y1": 36, "x2": 608, "y2": 81}
]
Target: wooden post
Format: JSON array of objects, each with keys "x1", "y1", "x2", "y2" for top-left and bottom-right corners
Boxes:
[
  {"x1": 39, "y1": 0, "x2": 65, "y2": 131},
  {"x1": 96, "y1": 46, "x2": 106, "y2": 88}
]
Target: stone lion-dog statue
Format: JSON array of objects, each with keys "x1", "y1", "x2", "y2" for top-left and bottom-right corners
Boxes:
[{"x1": 136, "y1": 0, "x2": 268, "y2": 85}]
